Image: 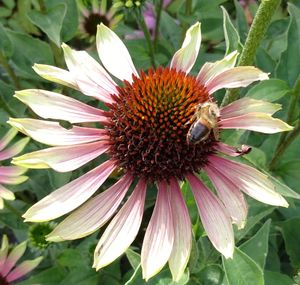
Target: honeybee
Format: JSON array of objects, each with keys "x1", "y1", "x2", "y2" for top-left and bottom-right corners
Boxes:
[{"x1": 186, "y1": 102, "x2": 220, "y2": 144}]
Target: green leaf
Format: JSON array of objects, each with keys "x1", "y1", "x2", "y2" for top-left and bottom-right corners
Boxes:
[
  {"x1": 126, "y1": 249, "x2": 141, "y2": 270},
  {"x1": 264, "y1": 271, "x2": 294, "y2": 285},
  {"x1": 239, "y1": 219, "x2": 271, "y2": 269},
  {"x1": 245, "y1": 79, "x2": 291, "y2": 102},
  {"x1": 277, "y1": 159, "x2": 300, "y2": 193},
  {"x1": 276, "y1": 4, "x2": 300, "y2": 87},
  {"x1": 282, "y1": 217, "x2": 300, "y2": 268},
  {"x1": 27, "y1": 4, "x2": 66, "y2": 47},
  {"x1": 0, "y1": 23, "x2": 13, "y2": 57},
  {"x1": 197, "y1": 264, "x2": 224, "y2": 285},
  {"x1": 221, "y1": 6, "x2": 243, "y2": 55},
  {"x1": 234, "y1": 0, "x2": 248, "y2": 43},
  {"x1": 222, "y1": 247, "x2": 264, "y2": 285}
]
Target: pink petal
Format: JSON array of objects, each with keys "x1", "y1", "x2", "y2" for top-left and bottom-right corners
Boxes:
[
  {"x1": 0, "y1": 166, "x2": 27, "y2": 177},
  {"x1": 141, "y1": 181, "x2": 174, "y2": 281},
  {"x1": 93, "y1": 178, "x2": 147, "y2": 270},
  {"x1": 186, "y1": 173, "x2": 234, "y2": 258},
  {"x1": 170, "y1": 22, "x2": 201, "y2": 73},
  {"x1": 219, "y1": 112, "x2": 293, "y2": 133},
  {"x1": 6, "y1": 257, "x2": 43, "y2": 282},
  {"x1": 205, "y1": 165, "x2": 248, "y2": 229},
  {"x1": 22, "y1": 160, "x2": 116, "y2": 222},
  {"x1": 12, "y1": 141, "x2": 109, "y2": 172},
  {"x1": 96, "y1": 24, "x2": 139, "y2": 82},
  {"x1": 197, "y1": 51, "x2": 239, "y2": 85},
  {"x1": 168, "y1": 178, "x2": 192, "y2": 282},
  {"x1": 8, "y1": 118, "x2": 109, "y2": 146},
  {"x1": 205, "y1": 66, "x2": 269, "y2": 94},
  {"x1": 214, "y1": 142, "x2": 251, "y2": 157},
  {"x1": 209, "y1": 155, "x2": 289, "y2": 207},
  {"x1": 0, "y1": 175, "x2": 28, "y2": 185},
  {"x1": 62, "y1": 44, "x2": 117, "y2": 103},
  {"x1": 0, "y1": 138, "x2": 30, "y2": 161},
  {"x1": 220, "y1": 98, "x2": 282, "y2": 119},
  {"x1": 14, "y1": 89, "x2": 109, "y2": 124},
  {"x1": 0, "y1": 241, "x2": 26, "y2": 277},
  {"x1": 0, "y1": 129, "x2": 18, "y2": 152},
  {"x1": 46, "y1": 174, "x2": 132, "y2": 242}
]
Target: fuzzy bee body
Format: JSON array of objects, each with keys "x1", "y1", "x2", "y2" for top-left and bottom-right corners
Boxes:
[{"x1": 186, "y1": 102, "x2": 219, "y2": 144}]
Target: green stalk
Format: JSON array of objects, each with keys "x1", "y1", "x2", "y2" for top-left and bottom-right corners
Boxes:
[
  {"x1": 221, "y1": 0, "x2": 280, "y2": 106},
  {"x1": 181, "y1": 0, "x2": 192, "y2": 42},
  {"x1": 135, "y1": 9, "x2": 156, "y2": 68},
  {"x1": 154, "y1": 0, "x2": 164, "y2": 51}
]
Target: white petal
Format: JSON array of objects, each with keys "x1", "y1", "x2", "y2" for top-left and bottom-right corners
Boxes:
[
  {"x1": 187, "y1": 173, "x2": 234, "y2": 258},
  {"x1": 0, "y1": 129, "x2": 18, "y2": 152},
  {"x1": 205, "y1": 165, "x2": 248, "y2": 229},
  {"x1": 197, "y1": 51, "x2": 239, "y2": 85},
  {"x1": 14, "y1": 89, "x2": 108, "y2": 124},
  {"x1": 33, "y1": 64, "x2": 79, "y2": 90},
  {"x1": 96, "y1": 23, "x2": 138, "y2": 82},
  {"x1": 23, "y1": 160, "x2": 116, "y2": 222},
  {"x1": 220, "y1": 97, "x2": 282, "y2": 119},
  {"x1": 8, "y1": 118, "x2": 108, "y2": 146},
  {"x1": 12, "y1": 141, "x2": 109, "y2": 172},
  {"x1": 219, "y1": 113, "x2": 293, "y2": 133},
  {"x1": 170, "y1": 22, "x2": 201, "y2": 73},
  {"x1": 47, "y1": 174, "x2": 132, "y2": 241},
  {"x1": 168, "y1": 178, "x2": 192, "y2": 282},
  {"x1": 141, "y1": 181, "x2": 174, "y2": 281},
  {"x1": 205, "y1": 66, "x2": 269, "y2": 94},
  {"x1": 0, "y1": 185, "x2": 15, "y2": 201},
  {"x1": 0, "y1": 138, "x2": 30, "y2": 161},
  {"x1": 209, "y1": 155, "x2": 289, "y2": 207},
  {"x1": 93, "y1": 179, "x2": 147, "y2": 269}
]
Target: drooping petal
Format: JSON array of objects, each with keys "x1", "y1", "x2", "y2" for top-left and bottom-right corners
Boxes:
[
  {"x1": 46, "y1": 174, "x2": 132, "y2": 242},
  {"x1": 0, "y1": 241, "x2": 26, "y2": 277},
  {"x1": 205, "y1": 165, "x2": 248, "y2": 229},
  {"x1": 22, "y1": 160, "x2": 116, "y2": 222},
  {"x1": 168, "y1": 178, "x2": 192, "y2": 282},
  {"x1": 0, "y1": 129, "x2": 18, "y2": 152},
  {"x1": 220, "y1": 98, "x2": 282, "y2": 119},
  {"x1": 96, "y1": 23, "x2": 138, "y2": 82},
  {"x1": 62, "y1": 44, "x2": 117, "y2": 103},
  {"x1": 141, "y1": 181, "x2": 174, "y2": 281},
  {"x1": 0, "y1": 185, "x2": 15, "y2": 201},
  {"x1": 219, "y1": 113, "x2": 293, "y2": 133},
  {"x1": 0, "y1": 138, "x2": 30, "y2": 161},
  {"x1": 93, "y1": 178, "x2": 147, "y2": 270},
  {"x1": 0, "y1": 175, "x2": 28, "y2": 185},
  {"x1": 33, "y1": 64, "x2": 79, "y2": 90},
  {"x1": 170, "y1": 22, "x2": 201, "y2": 73},
  {"x1": 197, "y1": 51, "x2": 239, "y2": 85},
  {"x1": 14, "y1": 89, "x2": 109, "y2": 124},
  {"x1": 209, "y1": 155, "x2": 289, "y2": 207},
  {"x1": 12, "y1": 141, "x2": 110, "y2": 172},
  {"x1": 8, "y1": 118, "x2": 108, "y2": 146},
  {"x1": 6, "y1": 257, "x2": 43, "y2": 283},
  {"x1": 214, "y1": 142, "x2": 251, "y2": 157},
  {"x1": 186, "y1": 173, "x2": 234, "y2": 258},
  {"x1": 205, "y1": 66, "x2": 269, "y2": 94},
  {"x1": 0, "y1": 166, "x2": 27, "y2": 177}
]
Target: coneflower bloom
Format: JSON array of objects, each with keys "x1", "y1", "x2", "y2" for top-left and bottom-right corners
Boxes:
[
  {"x1": 0, "y1": 235, "x2": 43, "y2": 284},
  {"x1": 0, "y1": 129, "x2": 29, "y2": 209},
  {"x1": 8, "y1": 22, "x2": 292, "y2": 281}
]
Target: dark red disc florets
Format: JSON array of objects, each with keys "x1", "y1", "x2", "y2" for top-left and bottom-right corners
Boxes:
[{"x1": 106, "y1": 67, "x2": 216, "y2": 182}]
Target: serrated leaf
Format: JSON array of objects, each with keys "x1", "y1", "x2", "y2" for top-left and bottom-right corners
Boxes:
[
  {"x1": 223, "y1": 247, "x2": 264, "y2": 285},
  {"x1": 27, "y1": 4, "x2": 66, "y2": 47},
  {"x1": 246, "y1": 79, "x2": 291, "y2": 102},
  {"x1": 239, "y1": 219, "x2": 271, "y2": 269},
  {"x1": 221, "y1": 6, "x2": 243, "y2": 55}
]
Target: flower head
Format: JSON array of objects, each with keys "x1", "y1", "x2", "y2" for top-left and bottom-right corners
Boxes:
[
  {"x1": 9, "y1": 22, "x2": 292, "y2": 281},
  {"x1": 0, "y1": 128, "x2": 29, "y2": 209},
  {"x1": 0, "y1": 235, "x2": 43, "y2": 284}
]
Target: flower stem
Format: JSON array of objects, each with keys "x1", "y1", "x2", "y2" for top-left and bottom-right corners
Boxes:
[
  {"x1": 135, "y1": 9, "x2": 156, "y2": 68},
  {"x1": 0, "y1": 51, "x2": 21, "y2": 90},
  {"x1": 181, "y1": 0, "x2": 192, "y2": 42},
  {"x1": 154, "y1": 0, "x2": 164, "y2": 51},
  {"x1": 269, "y1": 76, "x2": 300, "y2": 170},
  {"x1": 221, "y1": 0, "x2": 280, "y2": 106}
]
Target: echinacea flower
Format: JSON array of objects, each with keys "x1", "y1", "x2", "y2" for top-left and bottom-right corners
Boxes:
[
  {"x1": 0, "y1": 129, "x2": 29, "y2": 209},
  {"x1": 8, "y1": 22, "x2": 292, "y2": 281},
  {"x1": 0, "y1": 235, "x2": 43, "y2": 284}
]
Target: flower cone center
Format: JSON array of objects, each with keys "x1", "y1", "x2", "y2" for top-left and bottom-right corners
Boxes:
[{"x1": 107, "y1": 67, "x2": 216, "y2": 182}]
